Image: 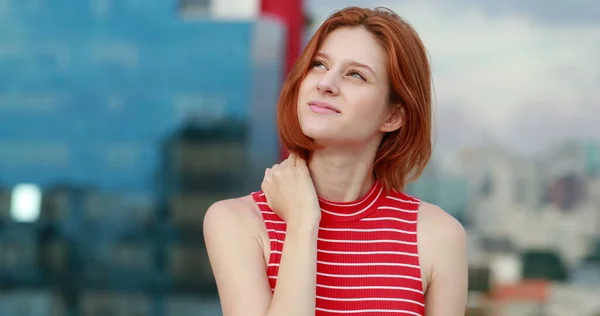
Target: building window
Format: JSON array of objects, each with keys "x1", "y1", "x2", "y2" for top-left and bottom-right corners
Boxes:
[
  {"x1": 179, "y1": 0, "x2": 210, "y2": 19},
  {"x1": 479, "y1": 171, "x2": 493, "y2": 197}
]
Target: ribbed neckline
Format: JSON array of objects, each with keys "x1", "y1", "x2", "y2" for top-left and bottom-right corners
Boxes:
[{"x1": 318, "y1": 181, "x2": 385, "y2": 223}]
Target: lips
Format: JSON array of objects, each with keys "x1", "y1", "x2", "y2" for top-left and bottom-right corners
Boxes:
[{"x1": 308, "y1": 101, "x2": 340, "y2": 113}]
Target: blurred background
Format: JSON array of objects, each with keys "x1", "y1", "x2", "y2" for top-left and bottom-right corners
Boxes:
[{"x1": 0, "y1": 0, "x2": 598, "y2": 315}]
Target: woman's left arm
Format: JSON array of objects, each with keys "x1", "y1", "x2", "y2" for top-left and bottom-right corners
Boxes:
[{"x1": 419, "y1": 204, "x2": 469, "y2": 316}]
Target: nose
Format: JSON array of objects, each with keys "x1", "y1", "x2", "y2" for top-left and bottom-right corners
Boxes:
[{"x1": 316, "y1": 71, "x2": 340, "y2": 96}]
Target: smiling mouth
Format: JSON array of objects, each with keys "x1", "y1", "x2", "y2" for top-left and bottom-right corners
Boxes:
[{"x1": 308, "y1": 101, "x2": 340, "y2": 114}]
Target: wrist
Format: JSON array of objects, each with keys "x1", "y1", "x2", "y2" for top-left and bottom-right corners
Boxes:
[{"x1": 287, "y1": 216, "x2": 321, "y2": 233}]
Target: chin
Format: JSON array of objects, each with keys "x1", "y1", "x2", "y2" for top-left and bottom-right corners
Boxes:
[
  {"x1": 303, "y1": 124, "x2": 379, "y2": 149},
  {"x1": 301, "y1": 124, "x2": 336, "y2": 141},
  {"x1": 301, "y1": 126, "x2": 355, "y2": 147}
]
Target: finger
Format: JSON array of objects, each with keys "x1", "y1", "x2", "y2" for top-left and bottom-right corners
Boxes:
[
  {"x1": 282, "y1": 152, "x2": 293, "y2": 166},
  {"x1": 261, "y1": 182, "x2": 273, "y2": 209},
  {"x1": 261, "y1": 169, "x2": 269, "y2": 189},
  {"x1": 289, "y1": 153, "x2": 298, "y2": 167},
  {"x1": 268, "y1": 164, "x2": 279, "y2": 178},
  {"x1": 261, "y1": 169, "x2": 271, "y2": 189},
  {"x1": 284, "y1": 152, "x2": 297, "y2": 167},
  {"x1": 296, "y1": 155, "x2": 307, "y2": 169},
  {"x1": 280, "y1": 156, "x2": 289, "y2": 168}
]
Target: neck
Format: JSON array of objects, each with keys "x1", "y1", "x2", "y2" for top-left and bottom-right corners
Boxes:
[{"x1": 308, "y1": 143, "x2": 379, "y2": 202}]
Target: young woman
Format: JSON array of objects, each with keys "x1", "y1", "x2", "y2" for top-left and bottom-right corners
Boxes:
[{"x1": 204, "y1": 6, "x2": 468, "y2": 316}]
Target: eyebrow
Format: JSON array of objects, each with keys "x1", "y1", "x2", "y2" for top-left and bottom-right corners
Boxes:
[{"x1": 316, "y1": 52, "x2": 377, "y2": 77}]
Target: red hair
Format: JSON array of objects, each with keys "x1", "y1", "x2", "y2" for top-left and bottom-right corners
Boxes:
[{"x1": 277, "y1": 7, "x2": 432, "y2": 191}]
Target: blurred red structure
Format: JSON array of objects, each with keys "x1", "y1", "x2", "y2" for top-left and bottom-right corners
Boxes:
[
  {"x1": 489, "y1": 280, "x2": 549, "y2": 302},
  {"x1": 260, "y1": 0, "x2": 304, "y2": 160},
  {"x1": 486, "y1": 280, "x2": 550, "y2": 316}
]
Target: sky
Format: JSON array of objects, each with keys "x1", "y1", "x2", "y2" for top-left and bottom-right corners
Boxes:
[{"x1": 306, "y1": 0, "x2": 600, "y2": 158}]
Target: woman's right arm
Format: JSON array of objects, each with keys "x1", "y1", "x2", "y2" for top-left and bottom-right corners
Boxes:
[
  {"x1": 204, "y1": 154, "x2": 320, "y2": 316},
  {"x1": 204, "y1": 201, "x2": 319, "y2": 316}
]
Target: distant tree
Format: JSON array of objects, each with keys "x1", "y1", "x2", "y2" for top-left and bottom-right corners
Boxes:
[
  {"x1": 521, "y1": 250, "x2": 568, "y2": 282},
  {"x1": 468, "y1": 266, "x2": 491, "y2": 293},
  {"x1": 583, "y1": 238, "x2": 600, "y2": 263}
]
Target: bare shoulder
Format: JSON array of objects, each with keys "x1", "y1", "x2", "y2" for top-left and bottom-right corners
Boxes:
[
  {"x1": 203, "y1": 195, "x2": 269, "y2": 258},
  {"x1": 203, "y1": 195, "x2": 274, "y2": 316},
  {"x1": 417, "y1": 201, "x2": 468, "y2": 314},
  {"x1": 203, "y1": 195, "x2": 264, "y2": 236},
  {"x1": 416, "y1": 201, "x2": 467, "y2": 292},
  {"x1": 417, "y1": 201, "x2": 466, "y2": 242}
]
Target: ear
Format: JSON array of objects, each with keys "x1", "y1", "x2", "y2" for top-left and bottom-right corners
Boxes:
[{"x1": 379, "y1": 105, "x2": 405, "y2": 133}]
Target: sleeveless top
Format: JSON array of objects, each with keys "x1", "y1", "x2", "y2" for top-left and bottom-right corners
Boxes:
[{"x1": 251, "y1": 181, "x2": 426, "y2": 316}]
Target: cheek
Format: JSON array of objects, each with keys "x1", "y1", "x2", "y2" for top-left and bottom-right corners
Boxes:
[
  {"x1": 298, "y1": 74, "x2": 317, "y2": 96},
  {"x1": 348, "y1": 94, "x2": 390, "y2": 130},
  {"x1": 353, "y1": 92, "x2": 387, "y2": 116},
  {"x1": 297, "y1": 76, "x2": 318, "y2": 113}
]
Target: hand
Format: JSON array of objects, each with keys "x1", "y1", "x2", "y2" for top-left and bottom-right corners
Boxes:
[{"x1": 261, "y1": 153, "x2": 321, "y2": 227}]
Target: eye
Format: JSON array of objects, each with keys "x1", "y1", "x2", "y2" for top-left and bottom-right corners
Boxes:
[
  {"x1": 348, "y1": 70, "x2": 366, "y2": 81},
  {"x1": 311, "y1": 60, "x2": 328, "y2": 69}
]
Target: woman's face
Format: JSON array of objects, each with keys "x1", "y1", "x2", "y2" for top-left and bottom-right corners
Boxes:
[{"x1": 297, "y1": 26, "x2": 402, "y2": 148}]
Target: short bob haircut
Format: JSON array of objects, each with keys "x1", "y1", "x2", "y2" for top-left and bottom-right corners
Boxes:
[{"x1": 277, "y1": 6, "x2": 432, "y2": 192}]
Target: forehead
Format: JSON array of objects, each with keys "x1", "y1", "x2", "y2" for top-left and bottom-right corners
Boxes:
[{"x1": 318, "y1": 26, "x2": 386, "y2": 73}]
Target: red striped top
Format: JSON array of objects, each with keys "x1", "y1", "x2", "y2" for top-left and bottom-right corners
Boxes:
[{"x1": 251, "y1": 181, "x2": 425, "y2": 316}]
